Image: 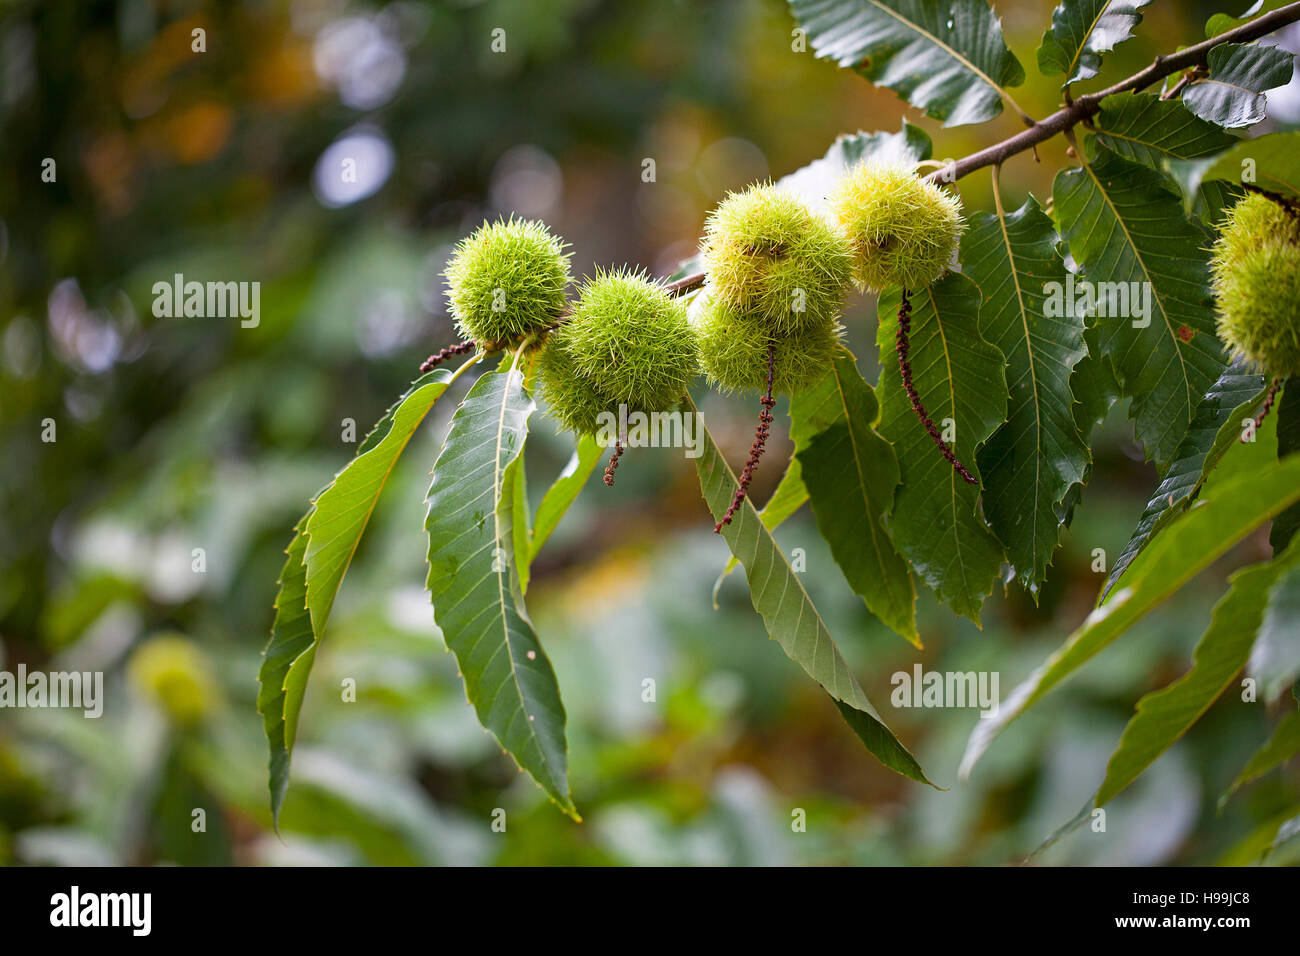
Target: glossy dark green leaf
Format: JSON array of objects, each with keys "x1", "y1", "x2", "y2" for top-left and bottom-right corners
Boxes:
[
  {"x1": 1053, "y1": 140, "x2": 1226, "y2": 469},
  {"x1": 962, "y1": 454, "x2": 1300, "y2": 777},
  {"x1": 1037, "y1": 0, "x2": 1152, "y2": 85},
  {"x1": 1094, "y1": 91, "x2": 1241, "y2": 216},
  {"x1": 789, "y1": 0, "x2": 1026, "y2": 126},
  {"x1": 1182, "y1": 42, "x2": 1296, "y2": 128},
  {"x1": 1069, "y1": 333, "x2": 1121, "y2": 442},
  {"x1": 1097, "y1": 536, "x2": 1300, "y2": 805},
  {"x1": 876, "y1": 275, "x2": 1008, "y2": 622},
  {"x1": 797, "y1": 347, "x2": 917, "y2": 645},
  {"x1": 425, "y1": 364, "x2": 575, "y2": 817},
  {"x1": 1104, "y1": 358, "x2": 1266, "y2": 600},
  {"x1": 689, "y1": 393, "x2": 933, "y2": 785},
  {"x1": 1055, "y1": 329, "x2": 1120, "y2": 528},
  {"x1": 964, "y1": 196, "x2": 1088, "y2": 593},
  {"x1": 1096, "y1": 92, "x2": 1237, "y2": 166}
]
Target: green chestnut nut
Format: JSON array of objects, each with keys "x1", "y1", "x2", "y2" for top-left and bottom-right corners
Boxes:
[
  {"x1": 693, "y1": 292, "x2": 842, "y2": 395},
  {"x1": 444, "y1": 216, "x2": 572, "y2": 346},
  {"x1": 830, "y1": 161, "x2": 963, "y2": 292},
  {"x1": 700, "y1": 183, "x2": 852, "y2": 336},
  {"x1": 537, "y1": 269, "x2": 700, "y2": 434},
  {"x1": 535, "y1": 338, "x2": 617, "y2": 435},
  {"x1": 557, "y1": 268, "x2": 699, "y2": 410},
  {"x1": 1211, "y1": 192, "x2": 1300, "y2": 379}
]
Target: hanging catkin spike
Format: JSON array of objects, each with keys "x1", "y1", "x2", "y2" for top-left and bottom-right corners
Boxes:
[
  {"x1": 1244, "y1": 377, "x2": 1284, "y2": 440},
  {"x1": 896, "y1": 289, "x2": 977, "y2": 486},
  {"x1": 715, "y1": 341, "x2": 777, "y2": 532},
  {"x1": 419, "y1": 339, "x2": 476, "y2": 373},
  {"x1": 603, "y1": 441, "x2": 624, "y2": 486}
]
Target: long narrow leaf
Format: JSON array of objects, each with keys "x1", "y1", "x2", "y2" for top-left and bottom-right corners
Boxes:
[
  {"x1": 797, "y1": 347, "x2": 917, "y2": 645},
  {"x1": 965, "y1": 196, "x2": 1088, "y2": 594},
  {"x1": 962, "y1": 453, "x2": 1300, "y2": 777},
  {"x1": 1096, "y1": 536, "x2": 1300, "y2": 805},
  {"x1": 1220, "y1": 709, "x2": 1300, "y2": 807},
  {"x1": 425, "y1": 364, "x2": 575, "y2": 816},
  {"x1": 1103, "y1": 358, "x2": 1266, "y2": 599},
  {"x1": 876, "y1": 275, "x2": 1008, "y2": 621},
  {"x1": 305, "y1": 370, "x2": 454, "y2": 630},
  {"x1": 689, "y1": 393, "x2": 933, "y2": 785},
  {"x1": 529, "y1": 432, "x2": 602, "y2": 563},
  {"x1": 257, "y1": 517, "x2": 315, "y2": 826},
  {"x1": 258, "y1": 368, "x2": 458, "y2": 824}
]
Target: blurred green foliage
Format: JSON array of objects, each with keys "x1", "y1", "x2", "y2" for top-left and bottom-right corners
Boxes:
[{"x1": 0, "y1": 0, "x2": 1297, "y2": 865}]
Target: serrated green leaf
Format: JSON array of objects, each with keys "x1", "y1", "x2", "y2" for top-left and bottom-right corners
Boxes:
[
  {"x1": 964, "y1": 196, "x2": 1088, "y2": 593},
  {"x1": 1271, "y1": 380, "x2": 1300, "y2": 550},
  {"x1": 1096, "y1": 535, "x2": 1300, "y2": 806},
  {"x1": 1166, "y1": 131, "x2": 1300, "y2": 210},
  {"x1": 789, "y1": 0, "x2": 1026, "y2": 126},
  {"x1": 1069, "y1": 334, "x2": 1121, "y2": 441},
  {"x1": 425, "y1": 363, "x2": 575, "y2": 817},
  {"x1": 1220, "y1": 708, "x2": 1300, "y2": 807},
  {"x1": 689, "y1": 393, "x2": 933, "y2": 785},
  {"x1": 962, "y1": 453, "x2": 1300, "y2": 777},
  {"x1": 1054, "y1": 335, "x2": 1120, "y2": 530},
  {"x1": 1103, "y1": 358, "x2": 1266, "y2": 600},
  {"x1": 257, "y1": 515, "x2": 315, "y2": 826},
  {"x1": 1053, "y1": 141, "x2": 1226, "y2": 469},
  {"x1": 797, "y1": 347, "x2": 917, "y2": 645},
  {"x1": 1096, "y1": 92, "x2": 1238, "y2": 166},
  {"x1": 876, "y1": 275, "x2": 1008, "y2": 622},
  {"x1": 1251, "y1": 559, "x2": 1300, "y2": 702},
  {"x1": 528, "y1": 432, "x2": 602, "y2": 564},
  {"x1": 713, "y1": 454, "x2": 814, "y2": 606},
  {"x1": 1094, "y1": 91, "x2": 1241, "y2": 220},
  {"x1": 1037, "y1": 0, "x2": 1152, "y2": 85},
  {"x1": 304, "y1": 370, "x2": 454, "y2": 632},
  {"x1": 1182, "y1": 42, "x2": 1296, "y2": 129},
  {"x1": 258, "y1": 368, "x2": 459, "y2": 825}
]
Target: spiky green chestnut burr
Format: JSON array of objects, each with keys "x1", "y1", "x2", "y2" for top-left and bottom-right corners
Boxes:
[
  {"x1": 830, "y1": 161, "x2": 963, "y2": 292},
  {"x1": 700, "y1": 183, "x2": 852, "y2": 335},
  {"x1": 535, "y1": 338, "x2": 616, "y2": 436},
  {"x1": 1210, "y1": 192, "x2": 1300, "y2": 379},
  {"x1": 693, "y1": 294, "x2": 842, "y2": 395},
  {"x1": 444, "y1": 217, "x2": 572, "y2": 346},
  {"x1": 555, "y1": 268, "x2": 699, "y2": 410}
]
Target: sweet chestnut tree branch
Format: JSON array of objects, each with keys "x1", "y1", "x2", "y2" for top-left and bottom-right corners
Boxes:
[{"x1": 662, "y1": 1, "x2": 1300, "y2": 298}]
